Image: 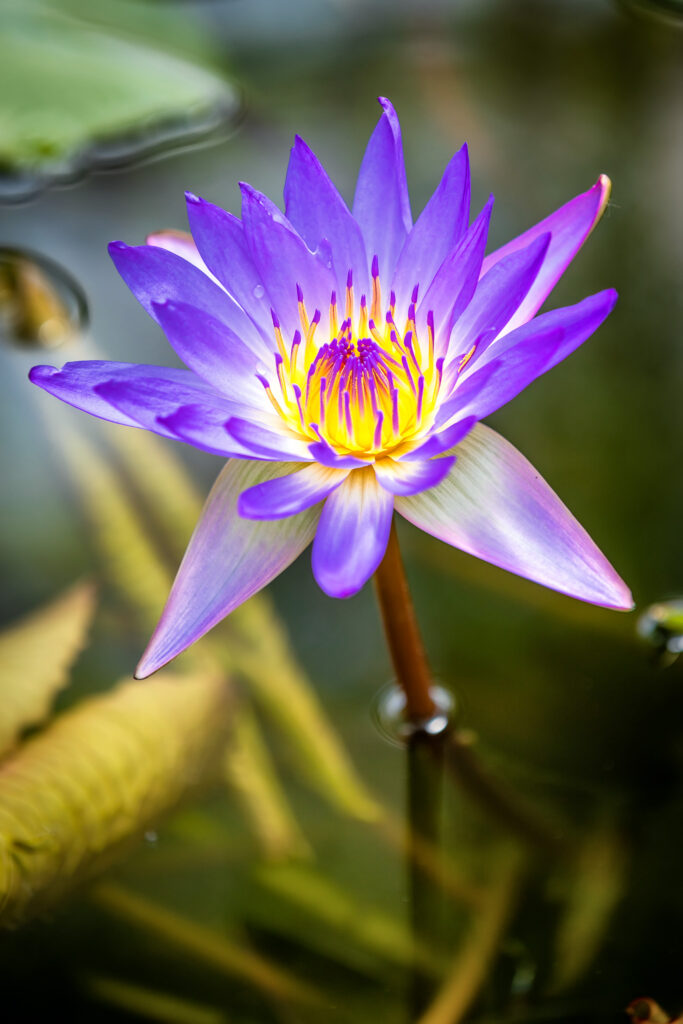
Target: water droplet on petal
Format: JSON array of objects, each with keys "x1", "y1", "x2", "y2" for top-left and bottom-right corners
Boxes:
[
  {"x1": 637, "y1": 599, "x2": 683, "y2": 663},
  {"x1": 0, "y1": 247, "x2": 88, "y2": 349},
  {"x1": 252, "y1": 284, "x2": 265, "y2": 300}
]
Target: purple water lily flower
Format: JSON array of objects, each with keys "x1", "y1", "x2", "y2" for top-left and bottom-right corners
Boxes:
[{"x1": 30, "y1": 98, "x2": 632, "y2": 678}]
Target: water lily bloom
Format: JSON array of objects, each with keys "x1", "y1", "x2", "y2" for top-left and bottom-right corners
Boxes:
[{"x1": 30, "y1": 98, "x2": 632, "y2": 677}]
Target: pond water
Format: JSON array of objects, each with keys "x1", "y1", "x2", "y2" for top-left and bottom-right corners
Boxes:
[{"x1": 1, "y1": 1, "x2": 682, "y2": 1021}]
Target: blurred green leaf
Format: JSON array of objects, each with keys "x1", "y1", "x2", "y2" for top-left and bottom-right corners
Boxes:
[
  {"x1": 85, "y1": 975, "x2": 228, "y2": 1024},
  {"x1": 0, "y1": 2, "x2": 237, "y2": 172},
  {"x1": 0, "y1": 581, "x2": 95, "y2": 757},
  {"x1": 0, "y1": 669, "x2": 230, "y2": 927},
  {"x1": 223, "y1": 704, "x2": 312, "y2": 863}
]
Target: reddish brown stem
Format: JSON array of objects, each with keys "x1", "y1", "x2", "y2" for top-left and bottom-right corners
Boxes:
[{"x1": 374, "y1": 518, "x2": 436, "y2": 722}]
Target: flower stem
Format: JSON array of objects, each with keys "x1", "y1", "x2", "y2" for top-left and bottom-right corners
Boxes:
[{"x1": 374, "y1": 518, "x2": 437, "y2": 722}]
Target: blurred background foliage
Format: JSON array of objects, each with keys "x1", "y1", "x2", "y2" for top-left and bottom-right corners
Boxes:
[{"x1": 0, "y1": 0, "x2": 682, "y2": 1021}]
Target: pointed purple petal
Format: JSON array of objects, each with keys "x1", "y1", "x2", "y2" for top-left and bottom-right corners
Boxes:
[
  {"x1": 136, "y1": 460, "x2": 320, "y2": 677},
  {"x1": 158, "y1": 404, "x2": 258, "y2": 458},
  {"x1": 307, "y1": 440, "x2": 369, "y2": 469},
  {"x1": 396, "y1": 423, "x2": 633, "y2": 609},
  {"x1": 400, "y1": 416, "x2": 477, "y2": 460},
  {"x1": 240, "y1": 184, "x2": 336, "y2": 340},
  {"x1": 416, "y1": 197, "x2": 493, "y2": 351},
  {"x1": 447, "y1": 233, "x2": 550, "y2": 363},
  {"x1": 312, "y1": 468, "x2": 394, "y2": 598},
  {"x1": 392, "y1": 144, "x2": 470, "y2": 322},
  {"x1": 352, "y1": 97, "x2": 412, "y2": 285},
  {"x1": 29, "y1": 361, "x2": 219, "y2": 437},
  {"x1": 374, "y1": 455, "x2": 456, "y2": 497},
  {"x1": 238, "y1": 462, "x2": 349, "y2": 520},
  {"x1": 480, "y1": 175, "x2": 612, "y2": 335},
  {"x1": 184, "y1": 194, "x2": 273, "y2": 336},
  {"x1": 226, "y1": 416, "x2": 313, "y2": 461},
  {"x1": 284, "y1": 135, "x2": 370, "y2": 298},
  {"x1": 108, "y1": 241, "x2": 267, "y2": 359},
  {"x1": 438, "y1": 289, "x2": 618, "y2": 426},
  {"x1": 152, "y1": 300, "x2": 268, "y2": 409}
]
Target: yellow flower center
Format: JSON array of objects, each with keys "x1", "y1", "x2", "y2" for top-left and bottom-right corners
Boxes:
[{"x1": 260, "y1": 265, "x2": 446, "y2": 459}]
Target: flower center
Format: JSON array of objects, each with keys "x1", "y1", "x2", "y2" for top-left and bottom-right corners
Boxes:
[{"x1": 259, "y1": 258, "x2": 445, "y2": 458}]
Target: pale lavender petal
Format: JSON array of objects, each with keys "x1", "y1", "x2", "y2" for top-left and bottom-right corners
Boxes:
[
  {"x1": 240, "y1": 184, "x2": 336, "y2": 340},
  {"x1": 374, "y1": 455, "x2": 456, "y2": 497},
  {"x1": 312, "y1": 468, "x2": 394, "y2": 598},
  {"x1": 416, "y1": 197, "x2": 493, "y2": 351},
  {"x1": 226, "y1": 416, "x2": 313, "y2": 461},
  {"x1": 29, "y1": 361, "x2": 216, "y2": 436},
  {"x1": 396, "y1": 423, "x2": 633, "y2": 609},
  {"x1": 109, "y1": 241, "x2": 267, "y2": 358},
  {"x1": 152, "y1": 300, "x2": 268, "y2": 409},
  {"x1": 392, "y1": 144, "x2": 470, "y2": 322},
  {"x1": 307, "y1": 440, "x2": 369, "y2": 469},
  {"x1": 284, "y1": 135, "x2": 370, "y2": 298},
  {"x1": 238, "y1": 462, "x2": 349, "y2": 520},
  {"x1": 136, "y1": 460, "x2": 319, "y2": 677},
  {"x1": 352, "y1": 97, "x2": 412, "y2": 285},
  {"x1": 447, "y1": 233, "x2": 550, "y2": 363},
  {"x1": 158, "y1": 404, "x2": 259, "y2": 458},
  {"x1": 400, "y1": 416, "x2": 477, "y2": 460},
  {"x1": 184, "y1": 194, "x2": 273, "y2": 339},
  {"x1": 481, "y1": 175, "x2": 612, "y2": 335}
]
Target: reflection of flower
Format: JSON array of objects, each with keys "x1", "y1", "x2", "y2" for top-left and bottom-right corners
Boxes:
[{"x1": 30, "y1": 97, "x2": 632, "y2": 677}]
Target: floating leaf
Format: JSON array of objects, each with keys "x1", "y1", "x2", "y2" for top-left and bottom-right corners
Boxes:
[
  {"x1": 223, "y1": 704, "x2": 311, "y2": 863},
  {"x1": 0, "y1": 3, "x2": 238, "y2": 178},
  {"x1": 0, "y1": 670, "x2": 229, "y2": 927},
  {"x1": 0, "y1": 581, "x2": 96, "y2": 758}
]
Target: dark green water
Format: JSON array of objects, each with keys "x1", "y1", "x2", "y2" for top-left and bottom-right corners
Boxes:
[{"x1": 1, "y1": 1, "x2": 682, "y2": 1021}]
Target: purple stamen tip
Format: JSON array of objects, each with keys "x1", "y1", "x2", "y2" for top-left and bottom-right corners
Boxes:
[
  {"x1": 292, "y1": 329, "x2": 302, "y2": 345},
  {"x1": 346, "y1": 269, "x2": 353, "y2": 289},
  {"x1": 411, "y1": 284, "x2": 419, "y2": 303},
  {"x1": 360, "y1": 294, "x2": 367, "y2": 308},
  {"x1": 256, "y1": 374, "x2": 270, "y2": 389},
  {"x1": 271, "y1": 309, "x2": 280, "y2": 329},
  {"x1": 296, "y1": 283, "x2": 304, "y2": 303},
  {"x1": 427, "y1": 310, "x2": 435, "y2": 330},
  {"x1": 371, "y1": 255, "x2": 379, "y2": 278},
  {"x1": 390, "y1": 290, "x2": 396, "y2": 308},
  {"x1": 330, "y1": 291, "x2": 337, "y2": 307}
]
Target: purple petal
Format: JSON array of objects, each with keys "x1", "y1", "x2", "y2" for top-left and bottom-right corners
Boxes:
[
  {"x1": 184, "y1": 194, "x2": 273, "y2": 337},
  {"x1": 312, "y1": 467, "x2": 394, "y2": 598},
  {"x1": 29, "y1": 361, "x2": 218, "y2": 436},
  {"x1": 240, "y1": 184, "x2": 336, "y2": 340},
  {"x1": 146, "y1": 230, "x2": 216, "y2": 281},
  {"x1": 392, "y1": 144, "x2": 470, "y2": 322},
  {"x1": 416, "y1": 197, "x2": 493, "y2": 352},
  {"x1": 396, "y1": 423, "x2": 633, "y2": 609},
  {"x1": 158, "y1": 404, "x2": 259, "y2": 458},
  {"x1": 136, "y1": 460, "x2": 319, "y2": 677},
  {"x1": 438, "y1": 289, "x2": 618, "y2": 427},
  {"x1": 152, "y1": 300, "x2": 267, "y2": 409},
  {"x1": 238, "y1": 462, "x2": 349, "y2": 520},
  {"x1": 447, "y1": 233, "x2": 550, "y2": 363},
  {"x1": 400, "y1": 416, "x2": 477, "y2": 460},
  {"x1": 307, "y1": 440, "x2": 369, "y2": 469},
  {"x1": 352, "y1": 97, "x2": 412, "y2": 285},
  {"x1": 108, "y1": 241, "x2": 267, "y2": 359},
  {"x1": 95, "y1": 378, "x2": 249, "y2": 457},
  {"x1": 374, "y1": 455, "x2": 456, "y2": 496},
  {"x1": 226, "y1": 416, "x2": 313, "y2": 462},
  {"x1": 284, "y1": 135, "x2": 370, "y2": 299},
  {"x1": 480, "y1": 175, "x2": 612, "y2": 335}
]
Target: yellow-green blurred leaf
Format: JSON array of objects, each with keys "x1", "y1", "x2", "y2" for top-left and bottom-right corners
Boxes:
[
  {"x1": 91, "y1": 882, "x2": 322, "y2": 1008},
  {"x1": 0, "y1": 581, "x2": 96, "y2": 757},
  {"x1": 84, "y1": 975, "x2": 228, "y2": 1024},
  {"x1": 223, "y1": 704, "x2": 311, "y2": 863},
  {"x1": 0, "y1": 670, "x2": 229, "y2": 927}
]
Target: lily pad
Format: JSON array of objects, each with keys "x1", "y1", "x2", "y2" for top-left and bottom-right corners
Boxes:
[{"x1": 0, "y1": 3, "x2": 239, "y2": 188}]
